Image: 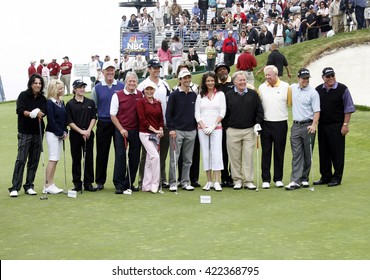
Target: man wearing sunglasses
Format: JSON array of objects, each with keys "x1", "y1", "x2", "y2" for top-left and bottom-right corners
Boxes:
[{"x1": 314, "y1": 67, "x2": 356, "y2": 187}]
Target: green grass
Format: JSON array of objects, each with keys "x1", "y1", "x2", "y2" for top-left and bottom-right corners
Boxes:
[{"x1": 1, "y1": 30, "x2": 370, "y2": 260}]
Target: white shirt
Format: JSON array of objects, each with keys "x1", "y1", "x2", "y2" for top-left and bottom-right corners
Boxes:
[{"x1": 195, "y1": 91, "x2": 226, "y2": 127}]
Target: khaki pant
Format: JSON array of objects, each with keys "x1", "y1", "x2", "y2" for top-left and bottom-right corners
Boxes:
[{"x1": 226, "y1": 127, "x2": 256, "y2": 184}]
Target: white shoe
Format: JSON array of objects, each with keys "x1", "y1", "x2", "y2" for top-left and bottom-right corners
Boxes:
[
  {"x1": 169, "y1": 184, "x2": 178, "y2": 192},
  {"x1": 202, "y1": 182, "x2": 213, "y2": 191},
  {"x1": 244, "y1": 182, "x2": 256, "y2": 190},
  {"x1": 262, "y1": 182, "x2": 270, "y2": 189},
  {"x1": 214, "y1": 182, "x2": 222, "y2": 191},
  {"x1": 301, "y1": 181, "x2": 309, "y2": 187},
  {"x1": 10, "y1": 190, "x2": 18, "y2": 197},
  {"x1": 26, "y1": 188, "x2": 37, "y2": 195},
  {"x1": 233, "y1": 182, "x2": 242, "y2": 190},
  {"x1": 275, "y1": 181, "x2": 284, "y2": 188},
  {"x1": 123, "y1": 189, "x2": 132, "y2": 195},
  {"x1": 182, "y1": 184, "x2": 194, "y2": 191},
  {"x1": 43, "y1": 184, "x2": 63, "y2": 194},
  {"x1": 285, "y1": 182, "x2": 300, "y2": 190}
]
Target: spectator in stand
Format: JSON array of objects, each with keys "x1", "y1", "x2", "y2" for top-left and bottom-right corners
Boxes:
[
  {"x1": 158, "y1": 40, "x2": 172, "y2": 79},
  {"x1": 60, "y1": 56, "x2": 72, "y2": 95},
  {"x1": 317, "y1": 1, "x2": 330, "y2": 36},
  {"x1": 153, "y1": 1, "x2": 164, "y2": 34},
  {"x1": 236, "y1": 45, "x2": 257, "y2": 87},
  {"x1": 366, "y1": 2, "x2": 370, "y2": 28},
  {"x1": 28, "y1": 61, "x2": 37, "y2": 78},
  {"x1": 269, "y1": 3, "x2": 280, "y2": 19},
  {"x1": 198, "y1": 0, "x2": 209, "y2": 24},
  {"x1": 343, "y1": 0, "x2": 358, "y2": 32},
  {"x1": 110, "y1": 72, "x2": 143, "y2": 195},
  {"x1": 300, "y1": 2, "x2": 309, "y2": 20},
  {"x1": 258, "y1": 24, "x2": 274, "y2": 54},
  {"x1": 285, "y1": 23, "x2": 294, "y2": 46},
  {"x1": 187, "y1": 48, "x2": 200, "y2": 72},
  {"x1": 170, "y1": 0, "x2": 182, "y2": 25},
  {"x1": 162, "y1": 0, "x2": 171, "y2": 26},
  {"x1": 189, "y1": 25, "x2": 200, "y2": 47},
  {"x1": 37, "y1": 59, "x2": 44, "y2": 75},
  {"x1": 246, "y1": 8, "x2": 258, "y2": 23},
  {"x1": 48, "y1": 59, "x2": 60, "y2": 80},
  {"x1": 222, "y1": 30, "x2": 238, "y2": 67},
  {"x1": 92, "y1": 61, "x2": 125, "y2": 191},
  {"x1": 354, "y1": 0, "x2": 366, "y2": 29},
  {"x1": 192, "y1": 2, "x2": 201, "y2": 18},
  {"x1": 329, "y1": 0, "x2": 342, "y2": 34},
  {"x1": 128, "y1": 14, "x2": 139, "y2": 32},
  {"x1": 217, "y1": 0, "x2": 227, "y2": 18},
  {"x1": 265, "y1": 16, "x2": 275, "y2": 34},
  {"x1": 195, "y1": 72, "x2": 226, "y2": 192},
  {"x1": 292, "y1": 13, "x2": 301, "y2": 43},
  {"x1": 246, "y1": 23, "x2": 259, "y2": 54},
  {"x1": 170, "y1": 35, "x2": 184, "y2": 78},
  {"x1": 132, "y1": 54, "x2": 148, "y2": 78},
  {"x1": 239, "y1": 30, "x2": 248, "y2": 52},
  {"x1": 95, "y1": 55, "x2": 103, "y2": 69},
  {"x1": 120, "y1": 15, "x2": 128, "y2": 30},
  {"x1": 205, "y1": 40, "x2": 217, "y2": 72},
  {"x1": 215, "y1": 33, "x2": 224, "y2": 64},
  {"x1": 273, "y1": 16, "x2": 286, "y2": 48},
  {"x1": 119, "y1": 54, "x2": 133, "y2": 82}
]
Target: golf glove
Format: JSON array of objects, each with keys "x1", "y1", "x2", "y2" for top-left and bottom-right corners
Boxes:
[
  {"x1": 254, "y1": 123, "x2": 262, "y2": 135},
  {"x1": 204, "y1": 123, "x2": 217, "y2": 135},
  {"x1": 29, "y1": 108, "x2": 40, "y2": 119}
]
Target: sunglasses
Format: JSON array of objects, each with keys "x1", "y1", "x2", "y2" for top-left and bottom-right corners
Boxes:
[{"x1": 325, "y1": 74, "x2": 335, "y2": 78}]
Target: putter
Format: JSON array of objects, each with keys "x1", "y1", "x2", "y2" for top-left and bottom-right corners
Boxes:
[
  {"x1": 81, "y1": 138, "x2": 86, "y2": 194},
  {"x1": 39, "y1": 118, "x2": 48, "y2": 200},
  {"x1": 124, "y1": 135, "x2": 132, "y2": 190},
  {"x1": 172, "y1": 137, "x2": 178, "y2": 194},
  {"x1": 63, "y1": 140, "x2": 67, "y2": 194},
  {"x1": 255, "y1": 134, "x2": 260, "y2": 192},
  {"x1": 309, "y1": 135, "x2": 314, "y2": 191},
  {"x1": 209, "y1": 134, "x2": 212, "y2": 187}
]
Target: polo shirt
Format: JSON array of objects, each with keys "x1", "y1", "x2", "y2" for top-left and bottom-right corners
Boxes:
[
  {"x1": 136, "y1": 97, "x2": 164, "y2": 133},
  {"x1": 66, "y1": 97, "x2": 97, "y2": 130},
  {"x1": 290, "y1": 83, "x2": 320, "y2": 122}
]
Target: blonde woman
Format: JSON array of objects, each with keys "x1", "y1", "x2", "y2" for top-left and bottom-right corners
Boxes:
[{"x1": 43, "y1": 80, "x2": 68, "y2": 194}]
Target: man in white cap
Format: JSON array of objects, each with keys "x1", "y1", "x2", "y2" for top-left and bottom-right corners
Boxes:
[
  {"x1": 166, "y1": 69, "x2": 198, "y2": 192},
  {"x1": 28, "y1": 61, "x2": 37, "y2": 77},
  {"x1": 222, "y1": 30, "x2": 238, "y2": 67},
  {"x1": 91, "y1": 61, "x2": 125, "y2": 191}
]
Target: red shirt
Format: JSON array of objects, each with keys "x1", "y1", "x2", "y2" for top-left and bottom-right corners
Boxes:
[
  {"x1": 47, "y1": 62, "x2": 60, "y2": 76},
  {"x1": 36, "y1": 64, "x2": 43, "y2": 75},
  {"x1": 236, "y1": 52, "x2": 257, "y2": 71},
  {"x1": 222, "y1": 36, "x2": 238, "y2": 54},
  {"x1": 61, "y1": 61, "x2": 72, "y2": 75},
  {"x1": 136, "y1": 97, "x2": 164, "y2": 133},
  {"x1": 28, "y1": 65, "x2": 36, "y2": 77},
  {"x1": 116, "y1": 89, "x2": 143, "y2": 130}
]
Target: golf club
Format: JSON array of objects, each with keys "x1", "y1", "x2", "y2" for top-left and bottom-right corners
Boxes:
[
  {"x1": 39, "y1": 118, "x2": 48, "y2": 200},
  {"x1": 209, "y1": 134, "x2": 212, "y2": 188},
  {"x1": 255, "y1": 134, "x2": 260, "y2": 192},
  {"x1": 309, "y1": 135, "x2": 314, "y2": 191},
  {"x1": 124, "y1": 135, "x2": 132, "y2": 191},
  {"x1": 63, "y1": 140, "x2": 67, "y2": 194},
  {"x1": 172, "y1": 137, "x2": 178, "y2": 194},
  {"x1": 81, "y1": 138, "x2": 86, "y2": 194}
]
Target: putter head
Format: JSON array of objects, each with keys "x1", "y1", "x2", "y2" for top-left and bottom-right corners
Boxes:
[{"x1": 40, "y1": 196, "x2": 48, "y2": 200}]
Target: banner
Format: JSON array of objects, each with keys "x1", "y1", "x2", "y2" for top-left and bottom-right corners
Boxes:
[{"x1": 122, "y1": 32, "x2": 149, "y2": 56}]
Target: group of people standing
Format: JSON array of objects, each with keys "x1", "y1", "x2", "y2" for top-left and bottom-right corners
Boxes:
[{"x1": 9, "y1": 55, "x2": 355, "y2": 197}]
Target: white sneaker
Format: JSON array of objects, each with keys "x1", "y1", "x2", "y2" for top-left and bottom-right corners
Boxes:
[
  {"x1": 202, "y1": 182, "x2": 213, "y2": 191},
  {"x1": 262, "y1": 182, "x2": 270, "y2": 189},
  {"x1": 244, "y1": 182, "x2": 256, "y2": 190},
  {"x1": 169, "y1": 184, "x2": 178, "y2": 192},
  {"x1": 214, "y1": 182, "x2": 222, "y2": 191},
  {"x1": 275, "y1": 181, "x2": 284, "y2": 188},
  {"x1": 43, "y1": 184, "x2": 63, "y2": 194},
  {"x1": 301, "y1": 181, "x2": 309, "y2": 188},
  {"x1": 182, "y1": 184, "x2": 194, "y2": 191},
  {"x1": 233, "y1": 182, "x2": 242, "y2": 190},
  {"x1": 123, "y1": 189, "x2": 132, "y2": 195},
  {"x1": 26, "y1": 188, "x2": 37, "y2": 195},
  {"x1": 285, "y1": 182, "x2": 300, "y2": 191},
  {"x1": 10, "y1": 190, "x2": 18, "y2": 197}
]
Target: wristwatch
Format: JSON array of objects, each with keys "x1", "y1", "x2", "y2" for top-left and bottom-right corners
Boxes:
[{"x1": 343, "y1": 123, "x2": 348, "y2": 126}]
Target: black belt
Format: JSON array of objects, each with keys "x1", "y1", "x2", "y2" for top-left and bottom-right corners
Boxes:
[{"x1": 293, "y1": 119, "x2": 312, "y2": 124}]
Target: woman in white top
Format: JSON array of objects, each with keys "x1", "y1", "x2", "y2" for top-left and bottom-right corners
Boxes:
[{"x1": 195, "y1": 72, "x2": 226, "y2": 191}]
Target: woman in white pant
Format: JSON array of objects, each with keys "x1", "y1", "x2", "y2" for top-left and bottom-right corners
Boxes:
[
  {"x1": 195, "y1": 72, "x2": 226, "y2": 191},
  {"x1": 170, "y1": 35, "x2": 183, "y2": 78}
]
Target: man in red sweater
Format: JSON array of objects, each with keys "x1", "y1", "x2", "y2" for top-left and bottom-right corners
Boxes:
[
  {"x1": 28, "y1": 61, "x2": 36, "y2": 77},
  {"x1": 236, "y1": 45, "x2": 257, "y2": 87},
  {"x1": 222, "y1": 31, "x2": 238, "y2": 67}
]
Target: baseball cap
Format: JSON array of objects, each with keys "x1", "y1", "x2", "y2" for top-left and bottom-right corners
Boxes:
[
  {"x1": 148, "y1": 59, "x2": 162, "y2": 68},
  {"x1": 30, "y1": 60, "x2": 36, "y2": 64},
  {"x1": 215, "y1": 63, "x2": 230, "y2": 73},
  {"x1": 143, "y1": 80, "x2": 157, "y2": 90},
  {"x1": 244, "y1": 45, "x2": 253, "y2": 52},
  {"x1": 298, "y1": 68, "x2": 311, "y2": 78},
  {"x1": 322, "y1": 67, "x2": 335, "y2": 76},
  {"x1": 63, "y1": 56, "x2": 69, "y2": 60},
  {"x1": 309, "y1": 5, "x2": 314, "y2": 9},
  {"x1": 178, "y1": 69, "x2": 191, "y2": 79},
  {"x1": 102, "y1": 61, "x2": 116, "y2": 70},
  {"x1": 73, "y1": 79, "x2": 87, "y2": 88}
]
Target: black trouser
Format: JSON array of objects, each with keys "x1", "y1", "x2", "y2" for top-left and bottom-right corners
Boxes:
[
  {"x1": 355, "y1": 6, "x2": 365, "y2": 29},
  {"x1": 10, "y1": 133, "x2": 41, "y2": 192},
  {"x1": 224, "y1": 53, "x2": 236, "y2": 67},
  {"x1": 70, "y1": 130, "x2": 94, "y2": 187},
  {"x1": 178, "y1": 130, "x2": 200, "y2": 183},
  {"x1": 318, "y1": 123, "x2": 345, "y2": 183},
  {"x1": 221, "y1": 128, "x2": 232, "y2": 183},
  {"x1": 95, "y1": 120, "x2": 116, "y2": 185},
  {"x1": 260, "y1": 121, "x2": 288, "y2": 183},
  {"x1": 113, "y1": 129, "x2": 141, "y2": 191}
]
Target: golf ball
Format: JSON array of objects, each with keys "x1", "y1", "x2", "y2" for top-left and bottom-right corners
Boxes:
[{"x1": 256, "y1": 189, "x2": 259, "y2": 192}]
